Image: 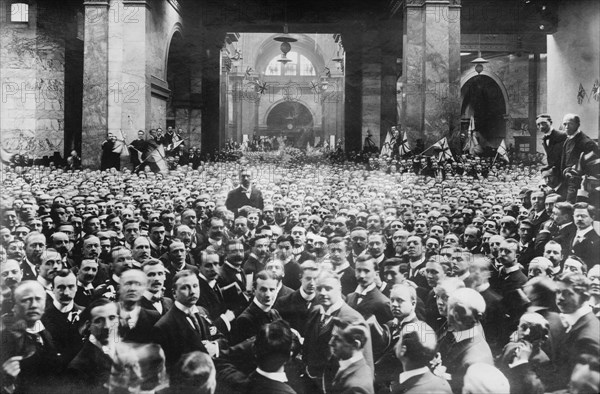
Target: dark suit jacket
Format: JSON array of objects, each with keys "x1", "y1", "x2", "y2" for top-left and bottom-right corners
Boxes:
[
  {"x1": 346, "y1": 287, "x2": 393, "y2": 325},
  {"x1": 552, "y1": 222, "x2": 577, "y2": 256},
  {"x1": 162, "y1": 260, "x2": 198, "y2": 295},
  {"x1": 337, "y1": 265, "x2": 358, "y2": 296},
  {"x1": 66, "y1": 340, "x2": 112, "y2": 394},
  {"x1": 479, "y1": 286, "x2": 507, "y2": 355},
  {"x1": 246, "y1": 371, "x2": 296, "y2": 394},
  {"x1": 20, "y1": 259, "x2": 37, "y2": 281},
  {"x1": 542, "y1": 129, "x2": 567, "y2": 175},
  {"x1": 152, "y1": 305, "x2": 212, "y2": 371},
  {"x1": 230, "y1": 301, "x2": 281, "y2": 344},
  {"x1": 555, "y1": 311, "x2": 600, "y2": 388},
  {"x1": 74, "y1": 285, "x2": 94, "y2": 308},
  {"x1": 330, "y1": 357, "x2": 374, "y2": 394},
  {"x1": 218, "y1": 263, "x2": 250, "y2": 315},
  {"x1": 120, "y1": 307, "x2": 161, "y2": 344},
  {"x1": 560, "y1": 130, "x2": 598, "y2": 174},
  {"x1": 197, "y1": 277, "x2": 231, "y2": 334},
  {"x1": 390, "y1": 370, "x2": 452, "y2": 394},
  {"x1": 226, "y1": 186, "x2": 264, "y2": 215},
  {"x1": 283, "y1": 259, "x2": 303, "y2": 290},
  {"x1": 42, "y1": 302, "x2": 84, "y2": 366},
  {"x1": 571, "y1": 228, "x2": 600, "y2": 270},
  {"x1": 303, "y1": 303, "x2": 374, "y2": 377},
  {"x1": 274, "y1": 289, "x2": 315, "y2": 336},
  {"x1": 528, "y1": 209, "x2": 550, "y2": 234},
  {"x1": 437, "y1": 329, "x2": 493, "y2": 394},
  {"x1": 139, "y1": 295, "x2": 173, "y2": 316}
]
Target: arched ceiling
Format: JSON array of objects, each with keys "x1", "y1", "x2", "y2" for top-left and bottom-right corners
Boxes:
[{"x1": 253, "y1": 34, "x2": 329, "y2": 76}]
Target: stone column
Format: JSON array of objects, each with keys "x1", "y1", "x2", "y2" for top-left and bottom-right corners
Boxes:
[
  {"x1": 361, "y1": 28, "x2": 383, "y2": 147},
  {"x1": 403, "y1": 0, "x2": 461, "y2": 148},
  {"x1": 81, "y1": 0, "x2": 109, "y2": 168},
  {"x1": 201, "y1": 29, "x2": 226, "y2": 157},
  {"x1": 343, "y1": 30, "x2": 362, "y2": 152}
]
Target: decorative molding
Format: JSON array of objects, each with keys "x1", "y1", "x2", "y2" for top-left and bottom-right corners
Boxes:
[
  {"x1": 123, "y1": 0, "x2": 151, "y2": 10},
  {"x1": 151, "y1": 75, "x2": 171, "y2": 100},
  {"x1": 83, "y1": 0, "x2": 109, "y2": 7},
  {"x1": 166, "y1": 0, "x2": 181, "y2": 15}
]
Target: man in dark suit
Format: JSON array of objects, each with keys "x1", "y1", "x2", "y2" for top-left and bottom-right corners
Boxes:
[
  {"x1": 153, "y1": 270, "x2": 225, "y2": 374},
  {"x1": 21, "y1": 232, "x2": 46, "y2": 281},
  {"x1": 290, "y1": 226, "x2": 316, "y2": 264},
  {"x1": 74, "y1": 259, "x2": 98, "y2": 308},
  {"x1": 230, "y1": 270, "x2": 282, "y2": 345},
  {"x1": 437, "y1": 288, "x2": 493, "y2": 394},
  {"x1": 42, "y1": 269, "x2": 84, "y2": 367},
  {"x1": 328, "y1": 237, "x2": 358, "y2": 295},
  {"x1": 391, "y1": 321, "x2": 451, "y2": 394},
  {"x1": 246, "y1": 320, "x2": 297, "y2": 394},
  {"x1": 550, "y1": 202, "x2": 577, "y2": 255},
  {"x1": 218, "y1": 239, "x2": 250, "y2": 315},
  {"x1": 161, "y1": 240, "x2": 198, "y2": 294},
  {"x1": 538, "y1": 114, "x2": 567, "y2": 179},
  {"x1": 560, "y1": 114, "x2": 599, "y2": 202},
  {"x1": 571, "y1": 202, "x2": 600, "y2": 270},
  {"x1": 497, "y1": 238, "x2": 529, "y2": 337},
  {"x1": 1, "y1": 281, "x2": 63, "y2": 393},
  {"x1": 346, "y1": 255, "x2": 393, "y2": 325},
  {"x1": 148, "y1": 222, "x2": 169, "y2": 259},
  {"x1": 117, "y1": 269, "x2": 160, "y2": 344},
  {"x1": 302, "y1": 271, "x2": 373, "y2": 393},
  {"x1": 371, "y1": 284, "x2": 420, "y2": 393},
  {"x1": 66, "y1": 298, "x2": 118, "y2": 394},
  {"x1": 554, "y1": 272, "x2": 600, "y2": 389},
  {"x1": 226, "y1": 168, "x2": 264, "y2": 216},
  {"x1": 328, "y1": 319, "x2": 375, "y2": 394},
  {"x1": 528, "y1": 191, "x2": 550, "y2": 234},
  {"x1": 196, "y1": 248, "x2": 235, "y2": 335},
  {"x1": 140, "y1": 259, "x2": 173, "y2": 316},
  {"x1": 275, "y1": 261, "x2": 319, "y2": 336}
]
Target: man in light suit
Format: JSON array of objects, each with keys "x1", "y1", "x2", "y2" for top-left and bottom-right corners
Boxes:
[
  {"x1": 328, "y1": 319, "x2": 375, "y2": 394},
  {"x1": 391, "y1": 321, "x2": 451, "y2": 394},
  {"x1": 226, "y1": 168, "x2": 264, "y2": 216}
]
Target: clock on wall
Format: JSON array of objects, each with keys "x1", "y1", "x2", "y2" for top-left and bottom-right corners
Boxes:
[{"x1": 287, "y1": 123, "x2": 293, "y2": 130}]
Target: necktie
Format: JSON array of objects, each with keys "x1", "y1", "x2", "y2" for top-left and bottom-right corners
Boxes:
[
  {"x1": 305, "y1": 299, "x2": 313, "y2": 310},
  {"x1": 213, "y1": 284, "x2": 224, "y2": 302},
  {"x1": 356, "y1": 293, "x2": 366, "y2": 305},
  {"x1": 151, "y1": 294, "x2": 162, "y2": 303},
  {"x1": 189, "y1": 312, "x2": 205, "y2": 337},
  {"x1": 573, "y1": 235, "x2": 583, "y2": 247}
]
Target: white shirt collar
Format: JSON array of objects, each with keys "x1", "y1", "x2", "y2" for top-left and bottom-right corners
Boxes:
[
  {"x1": 25, "y1": 320, "x2": 45, "y2": 334},
  {"x1": 399, "y1": 366, "x2": 430, "y2": 384},
  {"x1": 338, "y1": 353, "x2": 364, "y2": 373},
  {"x1": 559, "y1": 222, "x2": 573, "y2": 230},
  {"x1": 566, "y1": 130, "x2": 581, "y2": 140},
  {"x1": 300, "y1": 287, "x2": 315, "y2": 301},
  {"x1": 459, "y1": 271, "x2": 470, "y2": 281},
  {"x1": 25, "y1": 259, "x2": 37, "y2": 273},
  {"x1": 112, "y1": 274, "x2": 120, "y2": 284},
  {"x1": 333, "y1": 261, "x2": 350, "y2": 272},
  {"x1": 253, "y1": 297, "x2": 272, "y2": 312},
  {"x1": 320, "y1": 300, "x2": 344, "y2": 316},
  {"x1": 209, "y1": 238, "x2": 222, "y2": 246},
  {"x1": 175, "y1": 300, "x2": 199, "y2": 315},
  {"x1": 476, "y1": 282, "x2": 490, "y2": 293},
  {"x1": 199, "y1": 273, "x2": 217, "y2": 288},
  {"x1": 503, "y1": 264, "x2": 520, "y2": 274},
  {"x1": 575, "y1": 226, "x2": 594, "y2": 238},
  {"x1": 77, "y1": 280, "x2": 94, "y2": 290},
  {"x1": 37, "y1": 276, "x2": 52, "y2": 291},
  {"x1": 120, "y1": 304, "x2": 141, "y2": 326},
  {"x1": 143, "y1": 290, "x2": 160, "y2": 302},
  {"x1": 255, "y1": 368, "x2": 287, "y2": 383},
  {"x1": 53, "y1": 299, "x2": 75, "y2": 313},
  {"x1": 355, "y1": 282, "x2": 376, "y2": 295},
  {"x1": 452, "y1": 324, "x2": 483, "y2": 343},
  {"x1": 561, "y1": 304, "x2": 593, "y2": 329},
  {"x1": 409, "y1": 256, "x2": 425, "y2": 269}
]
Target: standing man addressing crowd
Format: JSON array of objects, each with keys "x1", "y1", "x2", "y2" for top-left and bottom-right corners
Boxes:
[{"x1": 226, "y1": 168, "x2": 264, "y2": 216}]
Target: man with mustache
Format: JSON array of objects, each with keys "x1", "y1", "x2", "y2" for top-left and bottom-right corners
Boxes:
[
  {"x1": 347, "y1": 255, "x2": 393, "y2": 326},
  {"x1": 290, "y1": 226, "x2": 315, "y2": 264},
  {"x1": 571, "y1": 202, "x2": 600, "y2": 270},
  {"x1": 22, "y1": 232, "x2": 46, "y2": 281},
  {"x1": 36, "y1": 249, "x2": 62, "y2": 302},
  {"x1": 1, "y1": 281, "x2": 62, "y2": 393},
  {"x1": 1, "y1": 259, "x2": 23, "y2": 314},
  {"x1": 81, "y1": 235, "x2": 110, "y2": 287},
  {"x1": 94, "y1": 246, "x2": 134, "y2": 301},
  {"x1": 153, "y1": 270, "x2": 224, "y2": 375},
  {"x1": 328, "y1": 237, "x2": 358, "y2": 296},
  {"x1": 140, "y1": 259, "x2": 173, "y2": 316},
  {"x1": 161, "y1": 240, "x2": 197, "y2": 293},
  {"x1": 243, "y1": 235, "x2": 271, "y2": 276},
  {"x1": 7, "y1": 240, "x2": 25, "y2": 263},
  {"x1": 275, "y1": 261, "x2": 319, "y2": 336},
  {"x1": 66, "y1": 298, "x2": 119, "y2": 391},
  {"x1": 42, "y1": 269, "x2": 84, "y2": 367},
  {"x1": 218, "y1": 240, "x2": 251, "y2": 315},
  {"x1": 197, "y1": 248, "x2": 235, "y2": 335},
  {"x1": 74, "y1": 259, "x2": 98, "y2": 307},
  {"x1": 117, "y1": 269, "x2": 160, "y2": 344}
]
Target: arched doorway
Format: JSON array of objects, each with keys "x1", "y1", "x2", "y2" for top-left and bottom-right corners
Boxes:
[
  {"x1": 266, "y1": 101, "x2": 314, "y2": 148},
  {"x1": 461, "y1": 75, "x2": 507, "y2": 153},
  {"x1": 165, "y1": 30, "x2": 192, "y2": 137}
]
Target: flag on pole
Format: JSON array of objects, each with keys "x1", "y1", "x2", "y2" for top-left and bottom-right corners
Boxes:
[
  {"x1": 380, "y1": 129, "x2": 394, "y2": 157},
  {"x1": 577, "y1": 83, "x2": 587, "y2": 104},
  {"x1": 398, "y1": 130, "x2": 411, "y2": 157},
  {"x1": 496, "y1": 139, "x2": 509, "y2": 163},
  {"x1": 146, "y1": 144, "x2": 168, "y2": 173},
  {"x1": 591, "y1": 79, "x2": 600, "y2": 102},
  {"x1": 432, "y1": 137, "x2": 453, "y2": 163}
]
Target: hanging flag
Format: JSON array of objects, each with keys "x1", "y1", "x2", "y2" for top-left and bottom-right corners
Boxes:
[
  {"x1": 431, "y1": 137, "x2": 453, "y2": 163},
  {"x1": 496, "y1": 139, "x2": 509, "y2": 163},
  {"x1": 577, "y1": 83, "x2": 587, "y2": 104},
  {"x1": 398, "y1": 130, "x2": 411, "y2": 157},
  {"x1": 380, "y1": 128, "x2": 393, "y2": 157},
  {"x1": 1, "y1": 147, "x2": 14, "y2": 165},
  {"x1": 591, "y1": 79, "x2": 600, "y2": 102},
  {"x1": 463, "y1": 116, "x2": 476, "y2": 153},
  {"x1": 145, "y1": 144, "x2": 168, "y2": 173}
]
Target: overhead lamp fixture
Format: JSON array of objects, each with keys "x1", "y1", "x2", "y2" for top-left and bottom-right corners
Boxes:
[
  {"x1": 274, "y1": 24, "x2": 297, "y2": 65},
  {"x1": 471, "y1": 34, "x2": 488, "y2": 74}
]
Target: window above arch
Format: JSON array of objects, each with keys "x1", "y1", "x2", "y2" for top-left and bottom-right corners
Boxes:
[
  {"x1": 264, "y1": 51, "x2": 316, "y2": 76},
  {"x1": 10, "y1": 2, "x2": 29, "y2": 23}
]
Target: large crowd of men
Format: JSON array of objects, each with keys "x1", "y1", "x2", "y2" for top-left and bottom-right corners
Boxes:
[{"x1": 1, "y1": 113, "x2": 599, "y2": 394}]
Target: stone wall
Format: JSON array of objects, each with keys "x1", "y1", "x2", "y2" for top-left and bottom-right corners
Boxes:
[
  {"x1": 548, "y1": 0, "x2": 600, "y2": 140},
  {"x1": 0, "y1": 1, "x2": 72, "y2": 158}
]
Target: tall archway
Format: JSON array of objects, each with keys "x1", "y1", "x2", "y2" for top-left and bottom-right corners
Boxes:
[
  {"x1": 265, "y1": 101, "x2": 315, "y2": 148},
  {"x1": 461, "y1": 75, "x2": 507, "y2": 150},
  {"x1": 165, "y1": 30, "x2": 190, "y2": 130}
]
